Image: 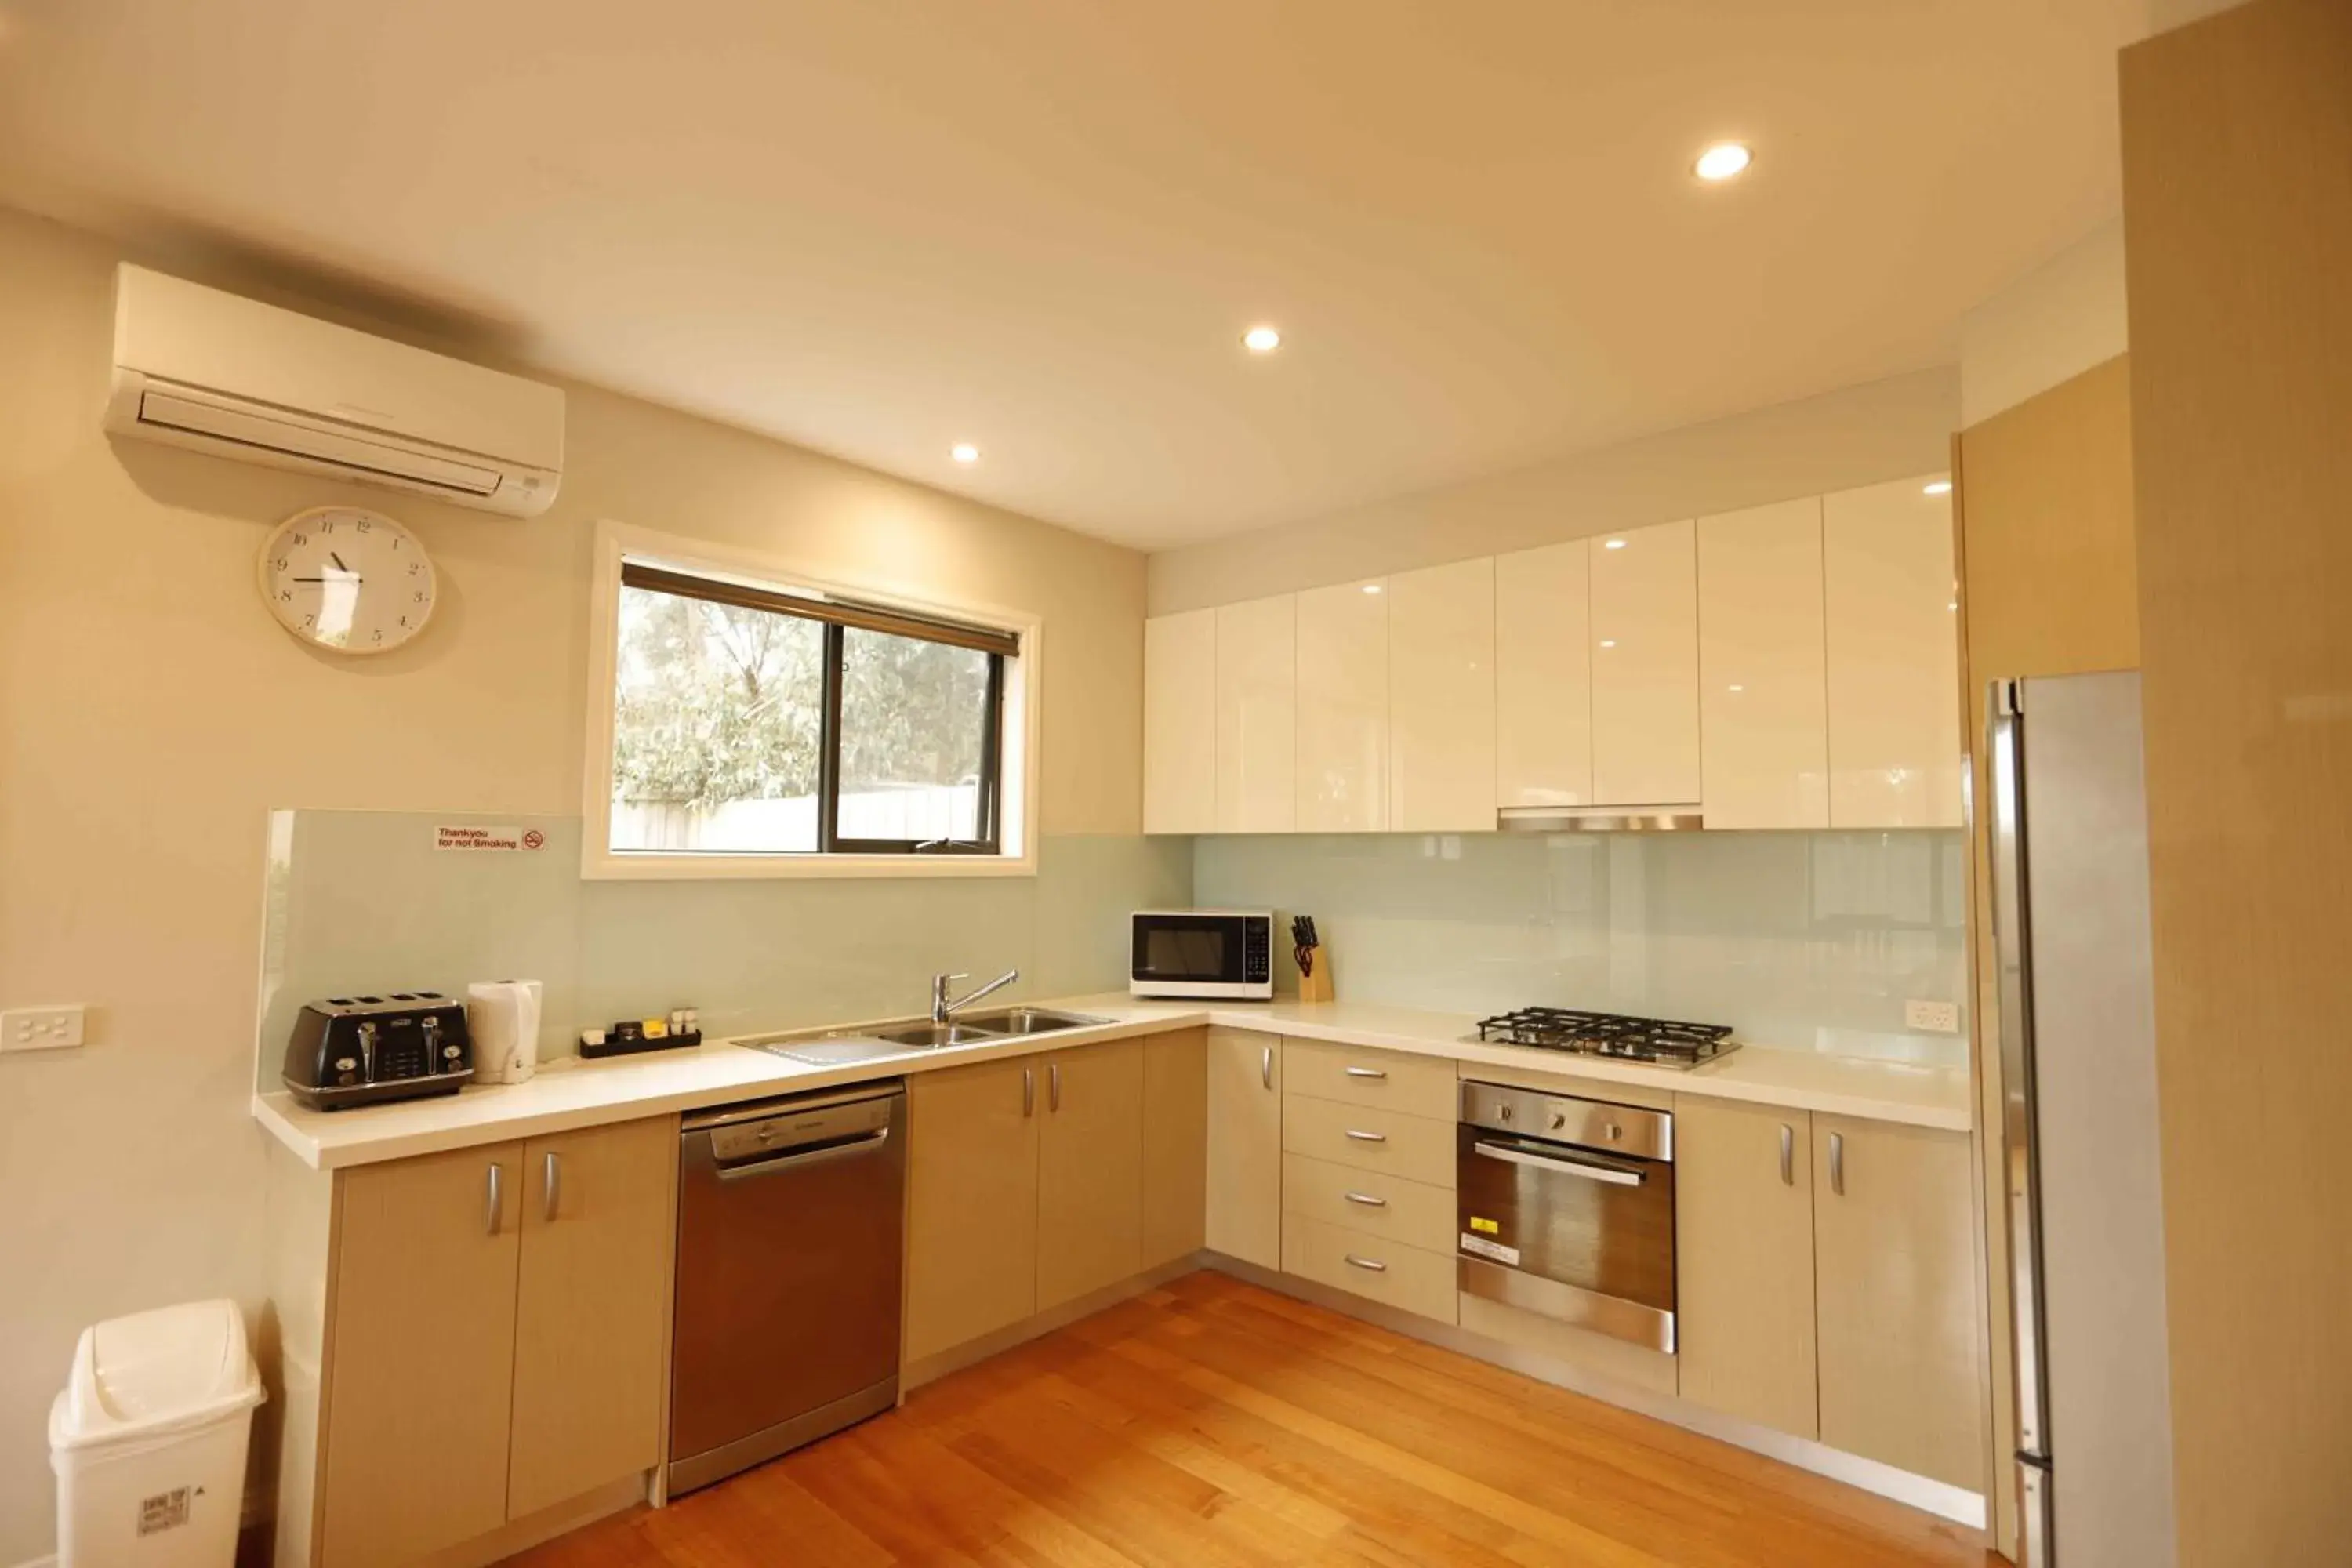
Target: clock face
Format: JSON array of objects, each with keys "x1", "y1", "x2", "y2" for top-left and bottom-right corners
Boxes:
[{"x1": 257, "y1": 506, "x2": 437, "y2": 655}]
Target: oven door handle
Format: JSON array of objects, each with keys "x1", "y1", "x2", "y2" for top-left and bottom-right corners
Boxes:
[{"x1": 1472, "y1": 1138, "x2": 1646, "y2": 1186}]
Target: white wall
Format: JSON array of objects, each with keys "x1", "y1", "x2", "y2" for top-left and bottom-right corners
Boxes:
[
  {"x1": 0, "y1": 205, "x2": 1145, "y2": 1558},
  {"x1": 1147, "y1": 368, "x2": 1958, "y2": 615},
  {"x1": 1958, "y1": 217, "x2": 2131, "y2": 428}
]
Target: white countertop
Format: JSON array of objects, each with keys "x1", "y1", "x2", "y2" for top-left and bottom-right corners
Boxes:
[{"x1": 253, "y1": 993, "x2": 1974, "y2": 1170}]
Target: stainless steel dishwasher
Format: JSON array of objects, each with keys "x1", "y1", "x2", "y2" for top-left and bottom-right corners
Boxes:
[{"x1": 669, "y1": 1080, "x2": 906, "y2": 1496}]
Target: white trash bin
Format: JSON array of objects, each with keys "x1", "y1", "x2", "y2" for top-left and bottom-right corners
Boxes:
[{"x1": 49, "y1": 1299, "x2": 265, "y2": 1567}]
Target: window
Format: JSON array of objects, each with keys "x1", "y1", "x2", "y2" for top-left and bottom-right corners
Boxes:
[{"x1": 591, "y1": 533, "x2": 1032, "y2": 875}]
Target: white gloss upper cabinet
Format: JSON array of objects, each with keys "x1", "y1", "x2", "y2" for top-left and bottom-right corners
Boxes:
[
  {"x1": 1214, "y1": 594, "x2": 1298, "y2": 833},
  {"x1": 1142, "y1": 609, "x2": 1216, "y2": 834},
  {"x1": 1698, "y1": 500, "x2": 1830, "y2": 829},
  {"x1": 1590, "y1": 519, "x2": 1702, "y2": 806},
  {"x1": 1295, "y1": 579, "x2": 1388, "y2": 833},
  {"x1": 1823, "y1": 479, "x2": 1963, "y2": 828},
  {"x1": 1494, "y1": 540, "x2": 1593, "y2": 811},
  {"x1": 1387, "y1": 557, "x2": 1497, "y2": 832}
]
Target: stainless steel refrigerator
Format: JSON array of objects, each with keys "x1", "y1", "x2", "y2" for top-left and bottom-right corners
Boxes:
[{"x1": 1987, "y1": 671, "x2": 2178, "y2": 1567}]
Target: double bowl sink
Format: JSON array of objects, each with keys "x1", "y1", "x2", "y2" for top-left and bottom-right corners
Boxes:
[{"x1": 739, "y1": 1007, "x2": 1113, "y2": 1068}]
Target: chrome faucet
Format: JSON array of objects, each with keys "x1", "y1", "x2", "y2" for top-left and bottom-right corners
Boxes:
[{"x1": 931, "y1": 968, "x2": 1018, "y2": 1024}]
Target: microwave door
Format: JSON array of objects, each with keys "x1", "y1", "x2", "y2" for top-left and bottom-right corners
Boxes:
[{"x1": 1133, "y1": 919, "x2": 1242, "y2": 984}]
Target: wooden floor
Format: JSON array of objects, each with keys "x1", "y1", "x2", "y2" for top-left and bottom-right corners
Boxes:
[{"x1": 513, "y1": 1270, "x2": 1993, "y2": 1567}]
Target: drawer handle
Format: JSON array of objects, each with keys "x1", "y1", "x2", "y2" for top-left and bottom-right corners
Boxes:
[
  {"x1": 1261, "y1": 1044, "x2": 1274, "y2": 1091},
  {"x1": 1343, "y1": 1128, "x2": 1388, "y2": 1144},
  {"x1": 1343, "y1": 1190, "x2": 1388, "y2": 1208},
  {"x1": 1344, "y1": 1065, "x2": 1388, "y2": 1080},
  {"x1": 1343, "y1": 1254, "x2": 1389, "y2": 1273},
  {"x1": 1780, "y1": 1123, "x2": 1795, "y2": 1188}
]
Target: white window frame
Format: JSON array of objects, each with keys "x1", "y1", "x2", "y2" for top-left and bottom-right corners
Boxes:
[{"x1": 582, "y1": 519, "x2": 1040, "y2": 880}]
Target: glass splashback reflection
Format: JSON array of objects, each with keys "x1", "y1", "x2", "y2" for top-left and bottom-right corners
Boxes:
[{"x1": 1194, "y1": 830, "x2": 1969, "y2": 1063}]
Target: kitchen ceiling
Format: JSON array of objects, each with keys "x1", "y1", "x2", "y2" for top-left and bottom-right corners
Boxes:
[{"x1": 0, "y1": 0, "x2": 2152, "y2": 549}]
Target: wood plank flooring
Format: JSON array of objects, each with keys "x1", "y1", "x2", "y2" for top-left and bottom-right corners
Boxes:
[{"x1": 511, "y1": 1269, "x2": 1993, "y2": 1568}]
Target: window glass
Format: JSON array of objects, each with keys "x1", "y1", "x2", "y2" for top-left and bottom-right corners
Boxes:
[
  {"x1": 837, "y1": 627, "x2": 993, "y2": 845},
  {"x1": 610, "y1": 585, "x2": 825, "y2": 853}
]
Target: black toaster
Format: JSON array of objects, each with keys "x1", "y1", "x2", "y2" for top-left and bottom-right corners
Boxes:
[{"x1": 283, "y1": 993, "x2": 474, "y2": 1111}]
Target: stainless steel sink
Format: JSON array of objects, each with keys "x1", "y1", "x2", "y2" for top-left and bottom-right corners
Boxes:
[
  {"x1": 950, "y1": 1007, "x2": 1111, "y2": 1036},
  {"x1": 870, "y1": 1022, "x2": 1005, "y2": 1048}
]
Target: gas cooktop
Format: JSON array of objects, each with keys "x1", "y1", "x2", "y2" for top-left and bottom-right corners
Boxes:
[{"x1": 1469, "y1": 1007, "x2": 1738, "y2": 1070}]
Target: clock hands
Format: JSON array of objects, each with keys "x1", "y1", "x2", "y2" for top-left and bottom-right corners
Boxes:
[{"x1": 329, "y1": 551, "x2": 350, "y2": 572}]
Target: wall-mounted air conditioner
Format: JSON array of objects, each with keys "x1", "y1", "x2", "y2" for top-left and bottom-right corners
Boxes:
[{"x1": 103, "y1": 265, "x2": 564, "y2": 517}]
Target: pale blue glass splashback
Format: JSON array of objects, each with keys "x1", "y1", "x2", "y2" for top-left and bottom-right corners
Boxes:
[{"x1": 1193, "y1": 830, "x2": 1969, "y2": 1064}]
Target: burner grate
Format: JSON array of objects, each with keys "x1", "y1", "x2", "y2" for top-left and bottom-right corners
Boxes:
[{"x1": 1472, "y1": 1006, "x2": 1737, "y2": 1069}]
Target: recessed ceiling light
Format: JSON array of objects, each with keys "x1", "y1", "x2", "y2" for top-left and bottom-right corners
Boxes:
[
  {"x1": 1242, "y1": 325, "x2": 1282, "y2": 354},
  {"x1": 950, "y1": 443, "x2": 980, "y2": 464},
  {"x1": 1693, "y1": 143, "x2": 1753, "y2": 182},
  {"x1": 1728, "y1": 684, "x2": 1744, "y2": 693},
  {"x1": 1363, "y1": 583, "x2": 1383, "y2": 595},
  {"x1": 1602, "y1": 538, "x2": 1628, "y2": 550},
  {"x1": 1599, "y1": 639, "x2": 1617, "y2": 649},
  {"x1": 1923, "y1": 480, "x2": 1953, "y2": 496}
]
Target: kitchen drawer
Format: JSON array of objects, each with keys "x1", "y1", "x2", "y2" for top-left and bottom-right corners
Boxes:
[
  {"x1": 1283, "y1": 1038, "x2": 1458, "y2": 1120},
  {"x1": 1283, "y1": 1214, "x2": 1458, "y2": 1325},
  {"x1": 1283, "y1": 1153, "x2": 1455, "y2": 1254},
  {"x1": 1282, "y1": 1094, "x2": 1456, "y2": 1187}
]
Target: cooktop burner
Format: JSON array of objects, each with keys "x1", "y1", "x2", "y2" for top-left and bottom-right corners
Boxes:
[{"x1": 1471, "y1": 1007, "x2": 1738, "y2": 1069}]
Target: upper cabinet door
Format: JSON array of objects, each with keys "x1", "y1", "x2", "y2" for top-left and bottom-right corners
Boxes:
[
  {"x1": 1295, "y1": 578, "x2": 1389, "y2": 832},
  {"x1": 1698, "y1": 500, "x2": 1831, "y2": 829},
  {"x1": 1824, "y1": 479, "x2": 1963, "y2": 828},
  {"x1": 1591, "y1": 519, "x2": 1702, "y2": 806},
  {"x1": 1214, "y1": 595, "x2": 1298, "y2": 833},
  {"x1": 1142, "y1": 609, "x2": 1217, "y2": 834},
  {"x1": 1495, "y1": 540, "x2": 1593, "y2": 810},
  {"x1": 1387, "y1": 557, "x2": 1498, "y2": 831}
]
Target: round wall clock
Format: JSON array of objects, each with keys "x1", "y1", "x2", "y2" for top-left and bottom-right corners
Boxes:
[{"x1": 257, "y1": 506, "x2": 437, "y2": 655}]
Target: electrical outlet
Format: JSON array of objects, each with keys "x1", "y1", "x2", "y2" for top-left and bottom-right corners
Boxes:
[
  {"x1": 1904, "y1": 999, "x2": 1960, "y2": 1034},
  {"x1": 2, "y1": 1005, "x2": 86, "y2": 1051}
]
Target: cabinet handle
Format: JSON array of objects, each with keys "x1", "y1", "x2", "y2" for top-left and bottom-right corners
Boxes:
[
  {"x1": 1344, "y1": 1128, "x2": 1388, "y2": 1144},
  {"x1": 1343, "y1": 1254, "x2": 1389, "y2": 1273},
  {"x1": 543, "y1": 1151, "x2": 561, "y2": 1222},
  {"x1": 1344, "y1": 1065, "x2": 1388, "y2": 1080},
  {"x1": 1343, "y1": 1190, "x2": 1388, "y2": 1208},
  {"x1": 1022, "y1": 1066, "x2": 1035, "y2": 1118},
  {"x1": 1049, "y1": 1061, "x2": 1062, "y2": 1113},
  {"x1": 1829, "y1": 1131, "x2": 1846, "y2": 1196},
  {"x1": 485, "y1": 1163, "x2": 503, "y2": 1236},
  {"x1": 1261, "y1": 1044, "x2": 1274, "y2": 1091},
  {"x1": 1780, "y1": 1124, "x2": 1795, "y2": 1187}
]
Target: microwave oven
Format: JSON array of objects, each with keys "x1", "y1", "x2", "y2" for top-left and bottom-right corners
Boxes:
[{"x1": 1129, "y1": 909, "x2": 1274, "y2": 1000}]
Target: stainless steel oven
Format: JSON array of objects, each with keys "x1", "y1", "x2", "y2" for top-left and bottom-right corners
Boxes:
[
  {"x1": 1128, "y1": 909, "x2": 1273, "y2": 1000},
  {"x1": 1456, "y1": 1080, "x2": 1676, "y2": 1352}
]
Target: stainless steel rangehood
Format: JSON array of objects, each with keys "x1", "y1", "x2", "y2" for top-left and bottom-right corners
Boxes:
[{"x1": 1496, "y1": 805, "x2": 1704, "y2": 833}]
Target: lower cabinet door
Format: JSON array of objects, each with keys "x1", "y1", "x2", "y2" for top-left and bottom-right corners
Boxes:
[
  {"x1": 906, "y1": 1058, "x2": 1042, "y2": 1363},
  {"x1": 508, "y1": 1116, "x2": 676, "y2": 1519},
  {"x1": 1674, "y1": 1098, "x2": 1820, "y2": 1439},
  {"x1": 1813, "y1": 1116, "x2": 1987, "y2": 1490},
  {"x1": 1036, "y1": 1040, "x2": 1147, "y2": 1310},
  {"x1": 1206, "y1": 1029, "x2": 1283, "y2": 1269},
  {"x1": 1141, "y1": 1028, "x2": 1209, "y2": 1269},
  {"x1": 321, "y1": 1142, "x2": 524, "y2": 1568}
]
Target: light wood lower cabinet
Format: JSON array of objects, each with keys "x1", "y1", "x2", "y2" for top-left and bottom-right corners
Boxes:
[
  {"x1": 1141, "y1": 1028, "x2": 1209, "y2": 1269},
  {"x1": 507, "y1": 1118, "x2": 675, "y2": 1520},
  {"x1": 1813, "y1": 1116, "x2": 1986, "y2": 1490},
  {"x1": 321, "y1": 1142, "x2": 523, "y2": 1567},
  {"x1": 1282, "y1": 1213, "x2": 1458, "y2": 1323},
  {"x1": 1036, "y1": 1039, "x2": 1147, "y2": 1309},
  {"x1": 1206, "y1": 1028, "x2": 1283, "y2": 1269},
  {"x1": 1674, "y1": 1098, "x2": 1819, "y2": 1440},
  {"x1": 316, "y1": 1118, "x2": 674, "y2": 1568},
  {"x1": 905, "y1": 1056, "x2": 1043, "y2": 1363},
  {"x1": 1281, "y1": 1093, "x2": 1456, "y2": 1187},
  {"x1": 1283, "y1": 1152, "x2": 1454, "y2": 1254}
]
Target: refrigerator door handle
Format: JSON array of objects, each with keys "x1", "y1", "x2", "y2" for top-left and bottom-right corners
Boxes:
[{"x1": 1990, "y1": 678, "x2": 2055, "y2": 1473}]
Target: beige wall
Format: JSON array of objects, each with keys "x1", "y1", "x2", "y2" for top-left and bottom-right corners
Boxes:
[
  {"x1": 1957, "y1": 219, "x2": 2130, "y2": 428},
  {"x1": 2121, "y1": 2, "x2": 2352, "y2": 1561},
  {"x1": 0, "y1": 206, "x2": 1143, "y2": 1556},
  {"x1": 1146, "y1": 368, "x2": 1958, "y2": 615}
]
